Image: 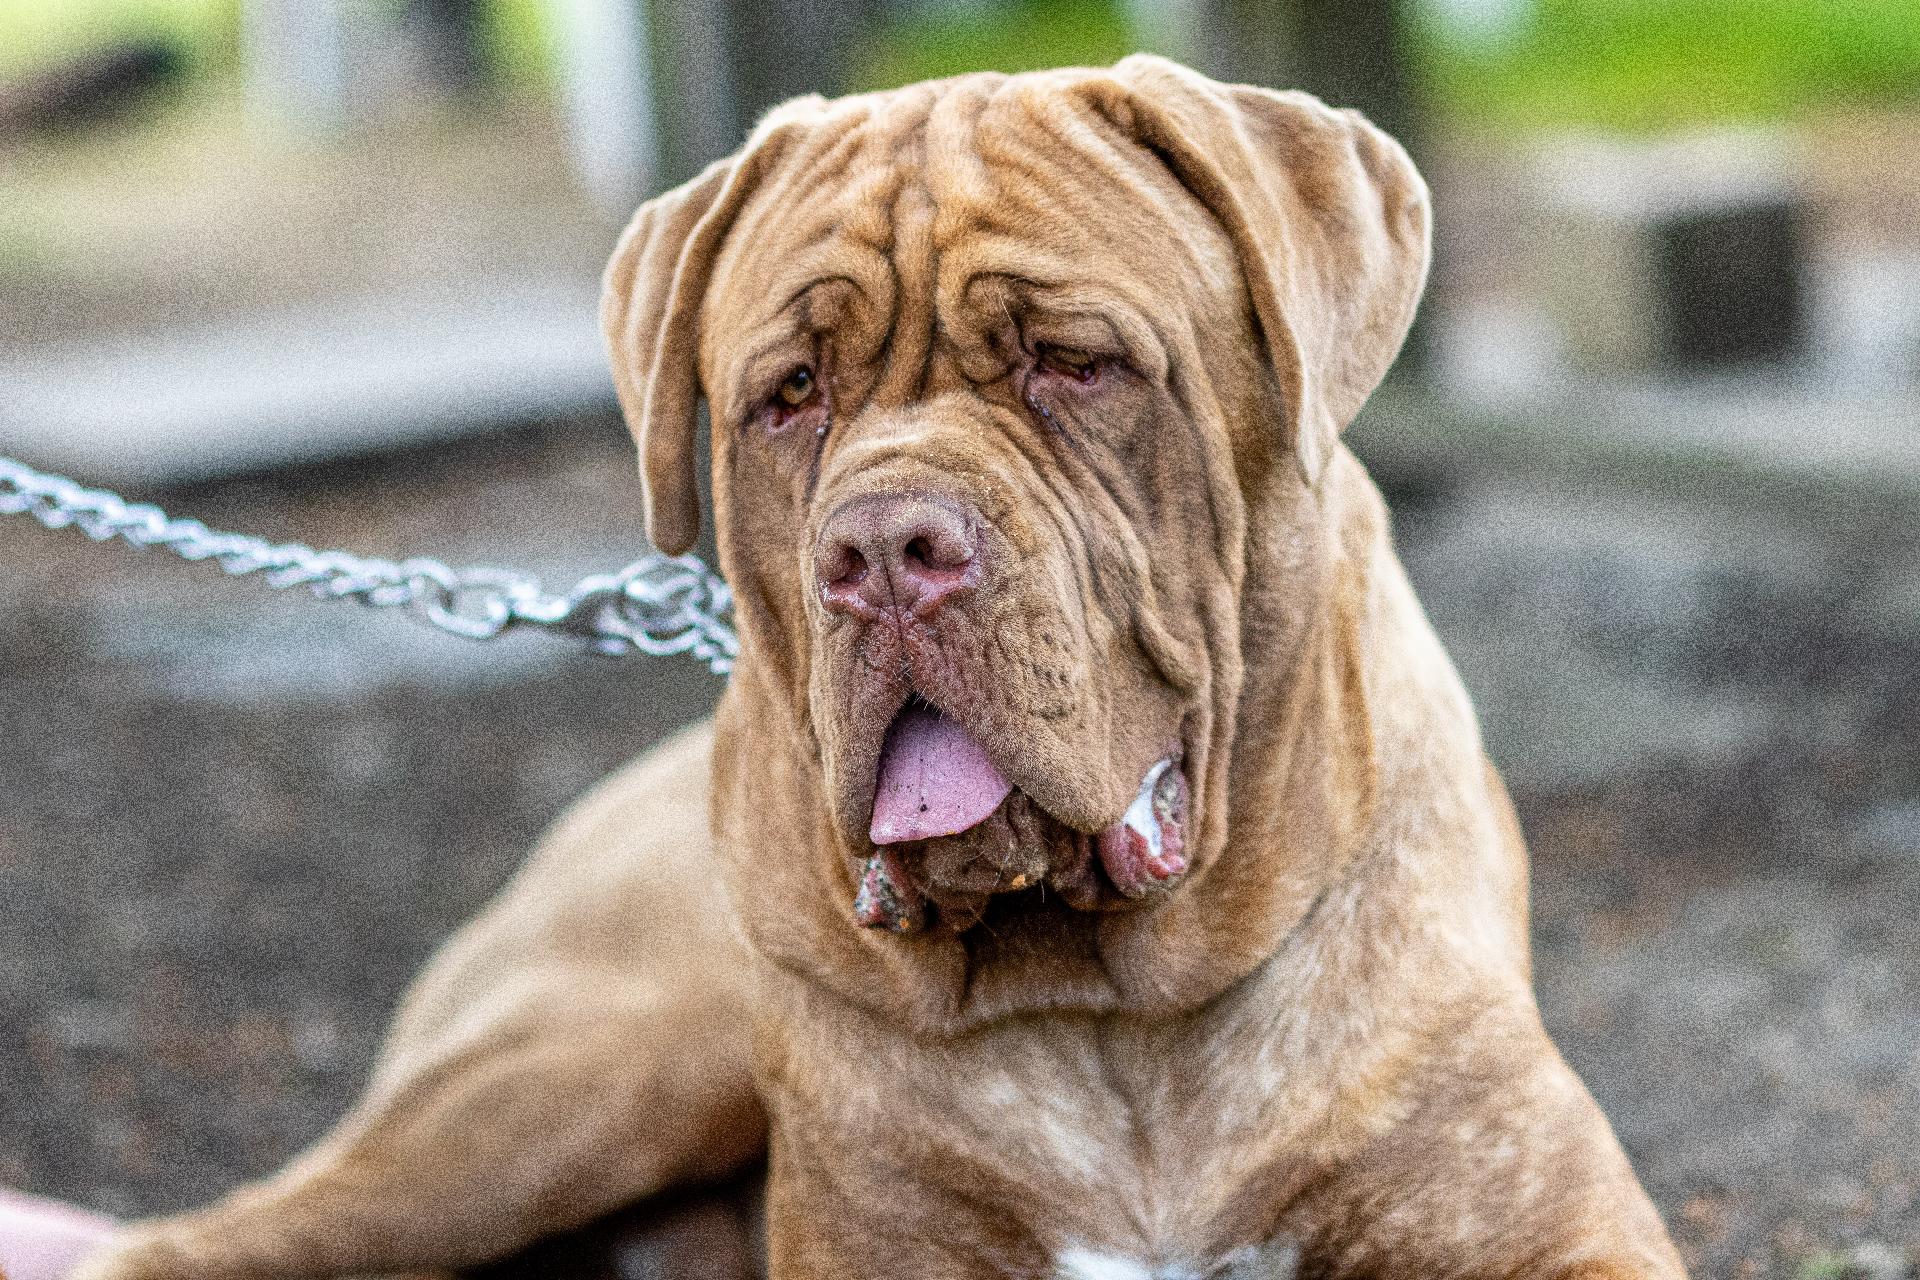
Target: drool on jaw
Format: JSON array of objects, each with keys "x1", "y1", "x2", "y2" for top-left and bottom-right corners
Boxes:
[
  {"x1": 1122, "y1": 759, "x2": 1173, "y2": 864},
  {"x1": 853, "y1": 846, "x2": 926, "y2": 933},
  {"x1": 1095, "y1": 758, "x2": 1189, "y2": 900}
]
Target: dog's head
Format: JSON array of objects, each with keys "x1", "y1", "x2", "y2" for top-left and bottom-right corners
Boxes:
[{"x1": 604, "y1": 56, "x2": 1429, "y2": 1021}]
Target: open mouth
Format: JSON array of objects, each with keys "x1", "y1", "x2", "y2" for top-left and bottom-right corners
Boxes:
[{"x1": 853, "y1": 701, "x2": 1189, "y2": 933}]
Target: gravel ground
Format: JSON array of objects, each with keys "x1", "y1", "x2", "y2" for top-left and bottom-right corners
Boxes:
[{"x1": 1, "y1": 415, "x2": 1914, "y2": 1279}]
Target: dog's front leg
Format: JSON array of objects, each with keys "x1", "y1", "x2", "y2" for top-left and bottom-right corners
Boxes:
[
  {"x1": 75, "y1": 724, "x2": 766, "y2": 1280},
  {"x1": 1301, "y1": 1026, "x2": 1686, "y2": 1280},
  {"x1": 74, "y1": 986, "x2": 763, "y2": 1280}
]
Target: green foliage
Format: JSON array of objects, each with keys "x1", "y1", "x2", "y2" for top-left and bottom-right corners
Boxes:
[
  {"x1": 478, "y1": 0, "x2": 555, "y2": 89},
  {"x1": 850, "y1": 0, "x2": 1138, "y2": 92},
  {"x1": 1415, "y1": 0, "x2": 1920, "y2": 134},
  {"x1": 0, "y1": 0, "x2": 554, "y2": 88},
  {"x1": 0, "y1": 0, "x2": 237, "y2": 77}
]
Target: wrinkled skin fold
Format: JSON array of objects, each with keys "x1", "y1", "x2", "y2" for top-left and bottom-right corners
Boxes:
[{"x1": 72, "y1": 56, "x2": 1687, "y2": 1280}]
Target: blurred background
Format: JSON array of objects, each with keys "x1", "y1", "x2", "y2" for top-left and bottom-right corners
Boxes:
[{"x1": 2, "y1": 2, "x2": 1918, "y2": 1277}]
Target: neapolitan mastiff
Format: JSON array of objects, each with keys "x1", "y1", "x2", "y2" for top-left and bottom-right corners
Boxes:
[{"x1": 70, "y1": 55, "x2": 1684, "y2": 1280}]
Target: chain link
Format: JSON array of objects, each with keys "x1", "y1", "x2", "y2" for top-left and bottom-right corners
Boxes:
[{"x1": 0, "y1": 455, "x2": 737, "y2": 674}]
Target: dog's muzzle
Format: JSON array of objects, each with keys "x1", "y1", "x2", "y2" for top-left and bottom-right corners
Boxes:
[{"x1": 853, "y1": 704, "x2": 1189, "y2": 933}]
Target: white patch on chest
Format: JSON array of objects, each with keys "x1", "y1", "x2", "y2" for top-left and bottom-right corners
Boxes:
[
  {"x1": 1053, "y1": 1242, "x2": 1299, "y2": 1280},
  {"x1": 1054, "y1": 1250, "x2": 1158, "y2": 1280}
]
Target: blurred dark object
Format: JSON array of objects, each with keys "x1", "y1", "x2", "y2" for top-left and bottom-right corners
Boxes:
[
  {"x1": 0, "y1": 40, "x2": 184, "y2": 138},
  {"x1": 1655, "y1": 203, "x2": 1806, "y2": 368},
  {"x1": 1515, "y1": 128, "x2": 1812, "y2": 379},
  {"x1": 473, "y1": 1174, "x2": 764, "y2": 1280},
  {"x1": 1208, "y1": 0, "x2": 1419, "y2": 159}
]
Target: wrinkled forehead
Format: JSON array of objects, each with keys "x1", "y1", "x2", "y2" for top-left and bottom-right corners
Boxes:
[{"x1": 699, "y1": 73, "x2": 1242, "y2": 373}]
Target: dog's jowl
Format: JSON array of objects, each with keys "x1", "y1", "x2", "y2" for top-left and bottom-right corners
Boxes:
[{"x1": 76, "y1": 57, "x2": 1686, "y2": 1280}]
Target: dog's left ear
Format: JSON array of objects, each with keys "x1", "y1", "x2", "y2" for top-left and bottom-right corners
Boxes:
[
  {"x1": 1089, "y1": 55, "x2": 1431, "y2": 486},
  {"x1": 601, "y1": 101, "x2": 822, "y2": 555}
]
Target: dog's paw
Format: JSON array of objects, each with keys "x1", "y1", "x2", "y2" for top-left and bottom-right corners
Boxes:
[
  {"x1": 65, "y1": 1232, "x2": 212, "y2": 1280},
  {"x1": 70, "y1": 1231, "x2": 458, "y2": 1280}
]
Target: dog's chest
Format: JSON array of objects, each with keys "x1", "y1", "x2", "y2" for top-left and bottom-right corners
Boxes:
[{"x1": 925, "y1": 1015, "x2": 1301, "y2": 1277}]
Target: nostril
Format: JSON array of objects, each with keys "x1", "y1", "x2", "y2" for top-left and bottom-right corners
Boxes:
[
  {"x1": 825, "y1": 546, "x2": 868, "y2": 590},
  {"x1": 902, "y1": 525, "x2": 974, "y2": 575}
]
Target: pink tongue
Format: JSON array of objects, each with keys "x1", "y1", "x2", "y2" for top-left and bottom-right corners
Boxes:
[{"x1": 869, "y1": 704, "x2": 1014, "y2": 845}]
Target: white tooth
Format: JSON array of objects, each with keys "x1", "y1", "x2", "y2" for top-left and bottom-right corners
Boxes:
[{"x1": 1121, "y1": 759, "x2": 1169, "y2": 861}]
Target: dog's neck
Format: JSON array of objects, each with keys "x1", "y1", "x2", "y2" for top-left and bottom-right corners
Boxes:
[{"x1": 706, "y1": 450, "x2": 1494, "y2": 1036}]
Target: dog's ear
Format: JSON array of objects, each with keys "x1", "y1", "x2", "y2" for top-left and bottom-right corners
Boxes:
[
  {"x1": 1090, "y1": 55, "x2": 1431, "y2": 486},
  {"x1": 601, "y1": 106, "x2": 819, "y2": 555}
]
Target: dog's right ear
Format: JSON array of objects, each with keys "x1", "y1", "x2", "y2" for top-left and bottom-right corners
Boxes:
[
  {"x1": 601, "y1": 107, "x2": 819, "y2": 556},
  {"x1": 1091, "y1": 56, "x2": 1431, "y2": 489}
]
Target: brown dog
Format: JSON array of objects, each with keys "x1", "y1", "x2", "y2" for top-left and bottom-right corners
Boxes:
[{"x1": 74, "y1": 56, "x2": 1685, "y2": 1280}]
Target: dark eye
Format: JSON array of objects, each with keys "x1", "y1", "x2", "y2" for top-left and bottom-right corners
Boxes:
[
  {"x1": 776, "y1": 366, "x2": 817, "y2": 408},
  {"x1": 1036, "y1": 345, "x2": 1098, "y2": 383}
]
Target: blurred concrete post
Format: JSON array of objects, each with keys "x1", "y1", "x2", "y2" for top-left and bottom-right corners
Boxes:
[
  {"x1": 721, "y1": 0, "x2": 881, "y2": 122},
  {"x1": 642, "y1": 0, "x2": 742, "y2": 187},
  {"x1": 1290, "y1": 0, "x2": 1419, "y2": 159},
  {"x1": 1198, "y1": 0, "x2": 1419, "y2": 159},
  {"x1": 639, "y1": 0, "x2": 881, "y2": 188},
  {"x1": 551, "y1": 0, "x2": 660, "y2": 217}
]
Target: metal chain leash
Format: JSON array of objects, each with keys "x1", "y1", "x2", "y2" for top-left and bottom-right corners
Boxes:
[{"x1": 0, "y1": 455, "x2": 738, "y2": 674}]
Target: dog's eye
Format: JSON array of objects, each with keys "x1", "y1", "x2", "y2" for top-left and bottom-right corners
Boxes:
[
  {"x1": 1036, "y1": 345, "x2": 1099, "y2": 383},
  {"x1": 776, "y1": 366, "x2": 818, "y2": 408}
]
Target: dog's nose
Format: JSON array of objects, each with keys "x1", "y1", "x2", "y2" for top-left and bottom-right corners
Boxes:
[{"x1": 815, "y1": 494, "x2": 978, "y2": 618}]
